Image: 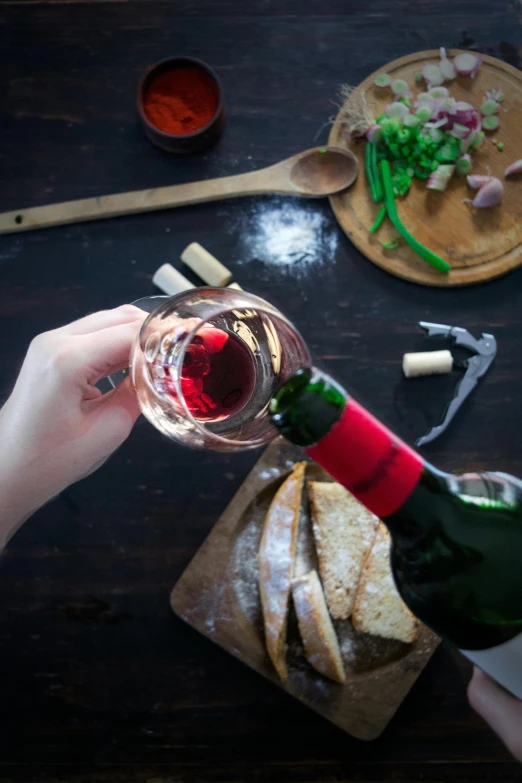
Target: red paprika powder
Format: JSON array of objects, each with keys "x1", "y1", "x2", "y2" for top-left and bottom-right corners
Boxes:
[{"x1": 144, "y1": 65, "x2": 219, "y2": 135}]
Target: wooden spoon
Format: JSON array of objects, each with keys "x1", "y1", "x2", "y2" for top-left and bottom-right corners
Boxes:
[{"x1": 0, "y1": 146, "x2": 358, "y2": 235}]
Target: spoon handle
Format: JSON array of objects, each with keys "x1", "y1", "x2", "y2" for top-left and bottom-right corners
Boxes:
[{"x1": 0, "y1": 167, "x2": 293, "y2": 235}]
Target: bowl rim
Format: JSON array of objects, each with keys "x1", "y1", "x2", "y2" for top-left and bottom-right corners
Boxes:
[{"x1": 137, "y1": 55, "x2": 224, "y2": 139}]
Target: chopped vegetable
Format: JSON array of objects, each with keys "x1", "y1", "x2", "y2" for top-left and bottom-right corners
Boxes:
[
  {"x1": 439, "y1": 48, "x2": 457, "y2": 80},
  {"x1": 504, "y1": 160, "x2": 522, "y2": 177},
  {"x1": 481, "y1": 99, "x2": 500, "y2": 116},
  {"x1": 416, "y1": 92, "x2": 435, "y2": 104},
  {"x1": 416, "y1": 106, "x2": 432, "y2": 122},
  {"x1": 498, "y1": 142, "x2": 505, "y2": 152},
  {"x1": 386, "y1": 102, "x2": 410, "y2": 119},
  {"x1": 415, "y1": 72, "x2": 423, "y2": 82},
  {"x1": 380, "y1": 160, "x2": 451, "y2": 273},
  {"x1": 483, "y1": 115, "x2": 500, "y2": 131},
  {"x1": 404, "y1": 113, "x2": 421, "y2": 127},
  {"x1": 486, "y1": 89, "x2": 504, "y2": 103},
  {"x1": 469, "y1": 178, "x2": 504, "y2": 207},
  {"x1": 366, "y1": 124, "x2": 383, "y2": 143},
  {"x1": 371, "y1": 142, "x2": 384, "y2": 202},
  {"x1": 429, "y1": 86, "x2": 450, "y2": 98},
  {"x1": 454, "y1": 52, "x2": 483, "y2": 77},
  {"x1": 422, "y1": 64, "x2": 444, "y2": 86},
  {"x1": 427, "y1": 164, "x2": 455, "y2": 191},
  {"x1": 392, "y1": 79, "x2": 410, "y2": 96},
  {"x1": 370, "y1": 205, "x2": 387, "y2": 233},
  {"x1": 467, "y1": 174, "x2": 493, "y2": 189},
  {"x1": 382, "y1": 238, "x2": 400, "y2": 250},
  {"x1": 470, "y1": 131, "x2": 485, "y2": 149},
  {"x1": 456, "y1": 155, "x2": 473, "y2": 175},
  {"x1": 374, "y1": 74, "x2": 392, "y2": 88}
]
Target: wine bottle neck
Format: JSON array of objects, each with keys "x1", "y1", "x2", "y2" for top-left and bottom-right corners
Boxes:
[{"x1": 270, "y1": 368, "x2": 424, "y2": 518}]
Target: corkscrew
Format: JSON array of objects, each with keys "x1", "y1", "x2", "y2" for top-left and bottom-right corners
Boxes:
[{"x1": 414, "y1": 321, "x2": 497, "y2": 447}]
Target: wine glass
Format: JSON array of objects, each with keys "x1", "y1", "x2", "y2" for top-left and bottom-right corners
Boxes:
[{"x1": 121, "y1": 288, "x2": 311, "y2": 452}]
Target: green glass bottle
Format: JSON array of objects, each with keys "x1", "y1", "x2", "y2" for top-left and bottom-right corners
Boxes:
[{"x1": 270, "y1": 367, "x2": 522, "y2": 697}]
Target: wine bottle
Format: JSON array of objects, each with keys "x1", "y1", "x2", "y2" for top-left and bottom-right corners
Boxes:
[{"x1": 270, "y1": 367, "x2": 522, "y2": 698}]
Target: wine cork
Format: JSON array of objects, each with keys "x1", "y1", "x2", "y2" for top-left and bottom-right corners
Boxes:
[
  {"x1": 227, "y1": 282, "x2": 243, "y2": 290},
  {"x1": 152, "y1": 264, "x2": 195, "y2": 296},
  {"x1": 403, "y1": 350, "x2": 453, "y2": 378},
  {"x1": 181, "y1": 242, "x2": 232, "y2": 287}
]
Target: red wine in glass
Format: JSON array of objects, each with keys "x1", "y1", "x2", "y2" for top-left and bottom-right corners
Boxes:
[{"x1": 165, "y1": 328, "x2": 256, "y2": 421}]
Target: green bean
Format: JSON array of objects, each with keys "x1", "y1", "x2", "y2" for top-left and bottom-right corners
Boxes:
[
  {"x1": 369, "y1": 205, "x2": 387, "y2": 234},
  {"x1": 380, "y1": 160, "x2": 451, "y2": 274},
  {"x1": 371, "y1": 142, "x2": 384, "y2": 203},
  {"x1": 365, "y1": 142, "x2": 377, "y2": 201}
]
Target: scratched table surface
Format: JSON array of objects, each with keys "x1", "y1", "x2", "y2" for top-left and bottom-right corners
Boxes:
[{"x1": 1, "y1": 1, "x2": 522, "y2": 781}]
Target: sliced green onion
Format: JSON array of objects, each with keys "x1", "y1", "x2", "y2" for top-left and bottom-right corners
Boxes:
[
  {"x1": 415, "y1": 72, "x2": 423, "y2": 82},
  {"x1": 481, "y1": 99, "x2": 500, "y2": 116},
  {"x1": 483, "y1": 115, "x2": 500, "y2": 131},
  {"x1": 374, "y1": 74, "x2": 392, "y2": 88},
  {"x1": 404, "y1": 114, "x2": 421, "y2": 127},
  {"x1": 380, "y1": 160, "x2": 450, "y2": 273},
  {"x1": 392, "y1": 79, "x2": 410, "y2": 95},
  {"x1": 498, "y1": 142, "x2": 505, "y2": 151},
  {"x1": 416, "y1": 106, "x2": 432, "y2": 122},
  {"x1": 456, "y1": 155, "x2": 473, "y2": 175},
  {"x1": 386, "y1": 102, "x2": 409, "y2": 119},
  {"x1": 382, "y1": 237, "x2": 400, "y2": 250},
  {"x1": 369, "y1": 205, "x2": 387, "y2": 233},
  {"x1": 429, "y1": 86, "x2": 450, "y2": 99},
  {"x1": 436, "y1": 143, "x2": 459, "y2": 163},
  {"x1": 471, "y1": 131, "x2": 486, "y2": 149}
]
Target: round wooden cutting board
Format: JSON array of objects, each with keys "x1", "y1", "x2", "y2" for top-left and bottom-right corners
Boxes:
[{"x1": 328, "y1": 50, "x2": 522, "y2": 286}]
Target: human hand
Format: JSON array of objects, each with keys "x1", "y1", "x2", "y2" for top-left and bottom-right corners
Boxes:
[
  {"x1": 468, "y1": 667, "x2": 522, "y2": 761},
  {"x1": 0, "y1": 306, "x2": 145, "y2": 542}
]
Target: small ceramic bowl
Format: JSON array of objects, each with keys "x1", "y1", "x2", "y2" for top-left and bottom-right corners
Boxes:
[{"x1": 138, "y1": 56, "x2": 225, "y2": 154}]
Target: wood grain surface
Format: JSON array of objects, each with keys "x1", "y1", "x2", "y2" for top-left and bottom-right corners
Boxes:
[
  {"x1": 329, "y1": 50, "x2": 522, "y2": 286},
  {"x1": 1, "y1": 0, "x2": 522, "y2": 781}
]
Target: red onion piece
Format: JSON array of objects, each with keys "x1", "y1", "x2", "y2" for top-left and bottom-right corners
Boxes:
[
  {"x1": 504, "y1": 160, "x2": 522, "y2": 177},
  {"x1": 454, "y1": 53, "x2": 483, "y2": 78}
]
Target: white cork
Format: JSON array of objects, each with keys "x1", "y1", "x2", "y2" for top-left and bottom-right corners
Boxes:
[
  {"x1": 152, "y1": 264, "x2": 195, "y2": 296},
  {"x1": 227, "y1": 282, "x2": 243, "y2": 290},
  {"x1": 403, "y1": 350, "x2": 453, "y2": 378},
  {"x1": 181, "y1": 242, "x2": 232, "y2": 287}
]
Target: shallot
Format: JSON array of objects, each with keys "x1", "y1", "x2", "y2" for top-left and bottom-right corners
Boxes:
[
  {"x1": 470, "y1": 178, "x2": 504, "y2": 207},
  {"x1": 504, "y1": 160, "x2": 522, "y2": 177},
  {"x1": 454, "y1": 53, "x2": 483, "y2": 78},
  {"x1": 467, "y1": 174, "x2": 493, "y2": 189}
]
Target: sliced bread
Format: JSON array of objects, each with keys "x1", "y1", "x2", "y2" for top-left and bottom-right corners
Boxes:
[
  {"x1": 259, "y1": 462, "x2": 306, "y2": 681},
  {"x1": 352, "y1": 523, "x2": 418, "y2": 644},
  {"x1": 308, "y1": 482, "x2": 379, "y2": 620},
  {"x1": 292, "y1": 570, "x2": 345, "y2": 683}
]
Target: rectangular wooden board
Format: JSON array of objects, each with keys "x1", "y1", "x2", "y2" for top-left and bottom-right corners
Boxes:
[{"x1": 170, "y1": 438, "x2": 440, "y2": 740}]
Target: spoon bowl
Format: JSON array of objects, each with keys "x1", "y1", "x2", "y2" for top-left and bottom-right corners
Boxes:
[{"x1": 288, "y1": 147, "x2": 358, "y2": 196}]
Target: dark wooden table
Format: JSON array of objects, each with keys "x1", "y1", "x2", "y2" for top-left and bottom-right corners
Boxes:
[{"x1": 1, "y1": 1, "x2": 522, "y2": 780}]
